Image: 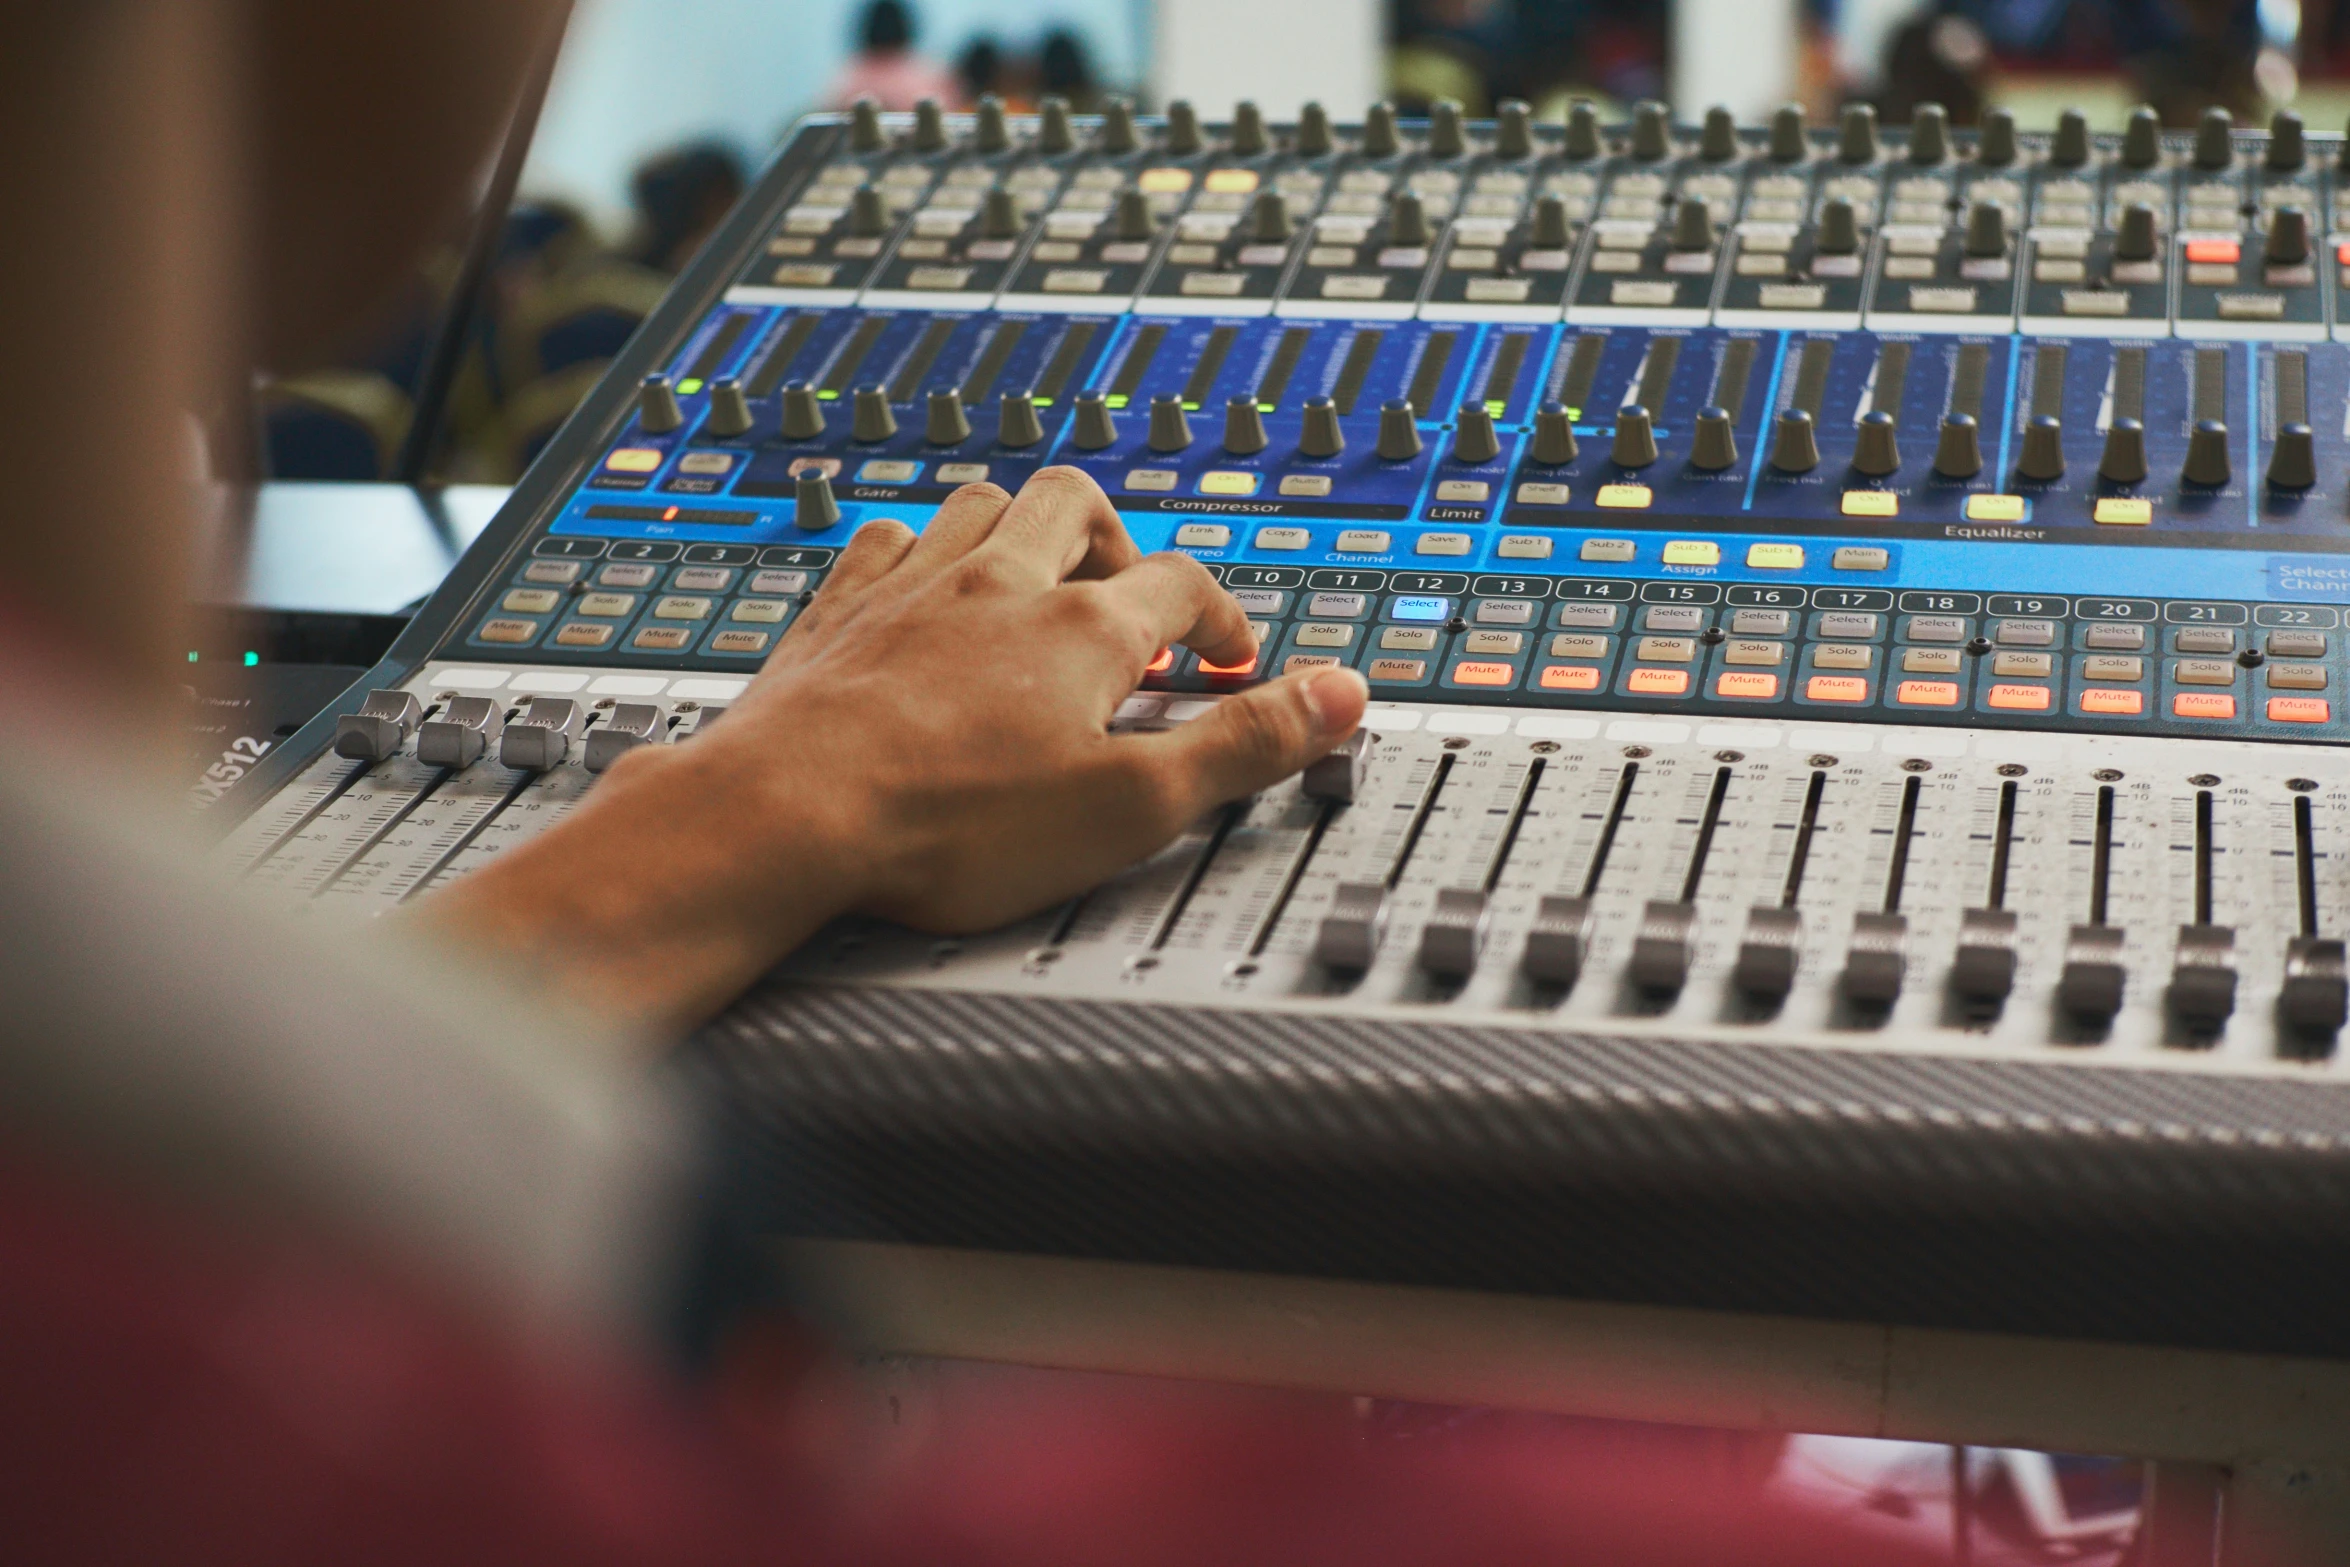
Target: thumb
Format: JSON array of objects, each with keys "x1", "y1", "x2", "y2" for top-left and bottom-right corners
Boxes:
[{"x1": 1144, "y1": 666, "x2": 1369, "y2": 810}]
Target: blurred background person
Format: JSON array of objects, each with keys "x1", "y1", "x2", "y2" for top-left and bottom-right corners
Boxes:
[{"x1": 821, "y1": 0, "x2": 957, "y2": 111}]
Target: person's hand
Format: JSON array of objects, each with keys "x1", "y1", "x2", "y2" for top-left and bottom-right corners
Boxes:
[{"x1": 418, "y1": 468, "x2": 1368, "y2": 1035}]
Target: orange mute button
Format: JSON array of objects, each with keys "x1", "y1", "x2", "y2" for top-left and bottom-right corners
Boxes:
[
  {"x1": 2268, "y1": 696, "x2": 2332, "y2": 724},
  {"x1": 2172, "y1": 691, "x2": 2237, "y2": 719},
  {"x1": 1449, "y1": 660, "x2": 1516, "y2": 687},
  {"x1": 2079, "y1": 688, "x2": 2146, "y2": 716},
  {"x1": 1805, "y1": 675, "x2": 1868, "y2": 703},
  {"x1": 1986, "y1": 683, "x2": 2052, "y2": 711},
  {"x1": 1539, "y1": 664, "x2": 1602, "y2": 692},
  {"x1": 2185, "y1": 238, "x2": 2241, "y2": 265},
  {"x1": 1895, "y1": 679, "x2": 1961, "y2": 707},
  {"x1": 1714, "y1": 671, "x2": 1780, "y2": 700},
  {"x1": 1626, "y1": 667, "x2": 1691, "y2": 696}
]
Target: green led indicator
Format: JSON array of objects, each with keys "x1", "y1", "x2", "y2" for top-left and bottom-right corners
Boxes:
[
  {"x1": 1563, "y1": 405, "x2": 1582, "y2": 421},
  {"x1": 1180, "y1": 401, "x2": 1200, "y2": 412},
  {"x1": 817, "y1": 389, "x2": 840, "y2": 400},
  {"x1": 1258, "y1": 402, "x2": 1276, "y2": 412},
  {"x1": 187, "y1": 650, "x2": 199, "y2": 663},
  {"x1": 1105, "y1": 394, "x2": 1129, "y2": 409},
  {"x1": 243, "y1": 651, "x2": 260, "y2": 667},
  {"x1": 1485, "y1": 400, "x2": 1506, "y2": 416},
  {"x1": 676, "y1": 378, "x2": 704, "y2": 395}
]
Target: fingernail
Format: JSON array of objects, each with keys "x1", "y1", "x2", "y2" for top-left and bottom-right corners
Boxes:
[{"x1": 1301, "y1": 667, "x2": 1368, "y2": 737}]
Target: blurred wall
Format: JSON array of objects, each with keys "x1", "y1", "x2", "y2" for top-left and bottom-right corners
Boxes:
[
  {"x1": 1671, "y1": 0, "x2": 1799, "y2": 119},
  {"x1": 1154, "y1": 0, "x2": 1380, "y2": 119}
]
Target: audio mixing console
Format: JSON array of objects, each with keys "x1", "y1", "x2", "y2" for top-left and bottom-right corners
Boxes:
[{"x1": 218, "y1": 101, "x2": 2350, "y2": 1358}]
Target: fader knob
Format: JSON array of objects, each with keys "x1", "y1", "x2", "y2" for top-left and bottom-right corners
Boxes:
[
  {"x1": 2269, "y1": 422, "x2": 2318, "y2": 489},
  {"x1": 1768, "y1": 103, "x2": 1808, "y2": 163},
  {"x1": 849, "y1": 97, "x2": 885, "y2": 153},
  {"x1": 2269, "y1": 108, "x2": 2306, "y2": 170},
  {"x1": 980, "y1": 187, "x2": 1021, "y2": 240},
  {"x1": 1231, "y1": 99, "x2": 1267, "y2": 156},
  {"x1": 1418, "y1": 889, "x2": 1491, "y2": 982},
  {"x1": 927, "y1": 388, "x2": 971, "y2": 444},
  {"x1": 1072, "y1": 390, "x2": 1117, "y2": 450},
  {"x1": 1496, "y1": 99, "x2": 1533, "y2": 160},
  {"x1": 2281, "y1": 936, "x2": 2350, "y2": 1036},
  {"x1": 1610, "y1": 404, "x2": 1659, "y2": 468},
  {"x1": 2184, "y1": 419, "x2": 2232, "y2": 486},
  {"x1": 2051, "y1": 107, "x2": 2090, "y2": 168},
  {"x1": 794, "y1": 468, "x2": 840, "y2": 531},
  {"x1": 2194, "y1": 106, "x2": 2234, "y2": 169},
  {"x1": 583, "y1": 703, "x2": 662, "y2": 775},
  {"x1": 1388, "y1": 191, "x2": 1432, "y2": 247},
  {"x1": 1113, "y1": 189, "x2": 1154, "y2": 242},
  {"x1": 2267, "y1": 205, "x2": 2311, "y2": 266},
  {"x1": 637, "y1": 373, "x2": 683, "y2": 433},
  {"x1": 1301, "y1": 396, "x2": 1345, "y2": 458},
  {"x1": 1964, "y1": 200, "x2": 2006, "y2": 257},
  {"x1": 1301, "y1": 732, "x2": 1368, "y2": 802},
  {"x1": 1037, "y1": 96, "x2": 1074, "y2": 154},
  {"x1": 1700, "y1": 105, "x2": 1738, "y2": 162},
  {"x1": 1565, "y1": 100, "x2": 1602, "y2": 161},
  {"x1": 1377, "y1": 399, "x2": 1422, "y2": 461},
  {"x1": 1769, "y1": 408, "x2": 1820, "y2": 472},
  {"x1": 333, "y1": 689, "x2": 423, "y2": 763},
  {"x1": 1671, "y1": 196, "x2": 1714, "y2": 251},
  {"x1": 1690, "y1": 406, "x2": 1738, "y2": 471},
  {"x1": 974, "y1": 94, "x2": 1009, "y2": 153},
  {"x1": 1851, "y1": 409, "x2": 1900, "y2": 476},
  {"x1": 1933, "y1": 412, "x2": 1983, "y2": 478},
  {"x1": 1297, "y1": 101, "x2": 1334, "y2": 157},
  {"x1": 2115, "y1": 202, "x2": 2159, "y2": 262},
  {"x1": 1838, "y1": 102, "x2": 1877, "y2": 163},
  {"x1": 2121, "y1": 105, "x2": 2162, "y2": 168},
  {"x1": 1816, "y1": 197, "x2": 1859, "y2": 255},
  {"x1": 1978, "y1": 107, "x2": 2018, "y2": 167},
  {"x1": 780, "y1": 380, "x2": 825, "y2": 440},
  {"x1": 417, "y1": 695, "x2": 503, "y2": 769},
  {"x1": 1450, "y1": 402, "x2": 1500, "y2": 464},
  {"x1": 1428, "y1": 98, "x2": 1467, "y2": 159},
  {"x1": 1909, "y1": 102, "x2": 1948, "y2": 164},
  {"x1": 1531, "y1": 194, "x2": 1572, "y2": 250},
  {"x1": 1631, "y1": 99, "x2": 1670, "y2": 161},
  {"x1": 500, "y1": 696, "x2": 582, "y2": 773},
  {"x1": 1164, "y1": 99, "x2": 1202, "y2": 155},
  {"x1": 912, "y1": 98, "x2": 947, "y2": 152},
  {"x1": 703, "y1": 377, "x2": 752, "y2": 438},
  {"x1": 1531, "y1": 400, "x2": 1578, "y2": 465},
  {"x1": 997, "y1": 391, "x2": 1043, "y2": 449},
  {"x1": 1250, "y1": 189, "x2": 1292, "y2": 243},
  {"x1": 848, "y1": 184, "x2": 888, "y2": 236},
  {"x1": 2059, "y1": 925, "x2": 2127, "y2": 1024},
  {"x1": 851, "y1": 384, "x2": 897, "y2": 442},
  {"x1": 2018, "y1": 415, "x2": 2065, "y2": 481},
  {"x1": 1147, "y1": 393, "x2": 1193, "y2": 453},
  {"x1": 1100, "y1": 97, "x2": 1138, "y2": 154},
  {"x1": 1222, "y1": 394, "x2": 1267, "y2": 455},
  {"x1": 1362, "y1": 101, "x2": 1401, "y2": 159},
  {"x1": 2099, "y1": 417, "x2": 2149, "y2": 483}
]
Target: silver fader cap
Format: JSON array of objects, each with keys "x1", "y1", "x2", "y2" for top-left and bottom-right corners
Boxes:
[
  {"x1": 1520, "y1": 894, "x2": 1593, "y2": 987},
  {"x1": 1841, "y1": 911, "x2": 1907, "y2": 1006},
  {"x1": 1628, "y1": 900, "x2": 1697, "y2": 993},
  {"x1": 500, "y1": 696, "x2": 584, "y2": 771},
  {"x1": 1950, "y1": 907, "x2": 2019, "y2": 1010},
  {"x1": 2279, "y1": 936, "x2": 2348, "y2": 1046},
  {"x1": 2058, "y1": 923, "x2": 2127, "y2": 1023},
  {"x1": 2169, "y1": 923, "x2": 2238, "y2": 1031},
  {"x1": 1732, "y1": 904, "x2": 1801, "y2": 1000},
  {"x1": 584, "y1": 703, "x2": 664, "y2": 773},
  {"x1": 1301, "y1": 731, "x2": 1369, "y2": 803},
  {"x1": 333, "y1": 689, "x2": 423, "y2": 762},
  {"x1": 1417, "y1": 887, "x2": 1489, "y2": 981},
  {"x1": 417, "y1": 695, "x2": 505, "y2": 769},
  {"x1": 1314, "y1": 881, "x2": 1389, "y2": 972}
]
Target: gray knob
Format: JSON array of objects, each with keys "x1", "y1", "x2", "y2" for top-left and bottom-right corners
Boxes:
[
  {"x1": 1165, "y1": 99, "x2": 1201, "y2": 155},
  {"x1": 1769, "y1": 104, "x2": 1808, "y2": 163},
  {"x1": 1964, "y1": 200, "x2": 2006, "y2": 257},
  {"x1": 2184, "y1": 418, "x2": 2232, "y2": 486},
  {"x1": 1910, "y1": 103, "x2": 1949, "y2": 164},
  {"x1": 849, "y1": 97, "x2": 885, "y2": 153},
  {"x1": 912, "y1": 98, "x2": 947, "y2": 152},
  {"x1": 794, "y1": 468, "x2": 840, "y2": 530},
  {"x1": 851, "y1": 384, "x2": 896, "y2": 443},
  {"x1": 703, "y1": 376, "x2": 751, "y2": 438},
  {"x1": 974, "y1": 94, "x2": 1009, "y2": 153},
  {"x1": 2052, "y1": 107, "x2": 2090, "y2": 168},
  {"x1": 1852, "y1": 409, "x2": 1900, "y2": 476},
  {"x1": 1839, "y1": 102, "x2": 1877, "y2": 163},
  {"x1": 1101, "y1": 97, "x2": 1138, "y2": 154},
  {"x1": 1691, "y1": 406, "x2": 1738, "y2": 470},
  {"x1": 1532, "y1": 400, "x2": 1578, "y2": 465},
  {"x1": 926, "y1": 388, "x2": 971, "y2": 445},
  {"x1": 1496, "y1": 99, "x2": 1533, "y2": 159},
  {"x1": 981, "y1": 187, "x2": 1020, "y2": 239},
  {"x1": 1377, "y1": 399, "x2": 1422, "y2": 461},
  {"x1": 1388, "y1": 191, "x2": 1431, "y2": 247},
  {"x1": 1816, "y1": 196, "x2": 1859, "y2": 254},
  {"x1": 637, "y1": 373, "x2": 683, "y2": 433},
  {"x1": 1933, "y1": 412, "x2": 1982, "y2": 477},
  {"x1": 1978, "y1": 107, "x2": 2018, "y2": 167},
  {"x1": 1429, "y1": 97, "x2": 1467, "y2": 159},
  {"x1": 1632, "y1": 99, "x2": 1671, "y2": 161},
  {"x1": 2100, "y1": 418, "x2": 2148, "y2": 483},
  {"x1": 1222, "y1": 395, "x2": 1267, "y2": 455},
  {"x1": 1297, "y1": 101, "x2": 1333, "y2": 157},
  {"x1": 1147, "y1": 393, "x2": 1192, "y2": 453},
  {"x1": 2267, "y1": 206, "x2": 2311, "y2": 266},
  {"x1": 334, "y1": 689, "x2": 423, "y2": 762},
  {"x1": 1611, "y1": 404, "x2": 1659, "y2": 467},
  {"x1": 1363, "y1": 101, "x2": 1400, "y2": 159},
  {"x1": 997, "y1": 391, "x2": 1043, "y2": 448},
  {"x1": 1038, "y1": 96, "x2": 1074, "y2": 155},
  {"x1": 2269, "y1": 108, "x2": 2305, "y2": 170},
  {"x1": 2115, "y1": 203, "x2": 2159, "y2": 262},
  {"x1": 1113, "y1": 188, "x2": 1154, "y2": 242},
  {"x1": 2270, "y1": 422, "x2": 2318, "y2": 488},
  {"x1": 1672, "y1": 196, "x2": 1714, "y2": 251},
  {"x1": 1249, "y1": 190, "x2": 1292, "y2": 243},
  {"x1": 1770, "y1": 408, "x2": 1819, "y2": 472},
  {"x1": 849, "y1": 184, "x2": 888, "y2": 237},
  {"x1": 2195, "y1": 106, "x2": 2233, "y2": 170},
  {"x1": 1532, "y1": 194, "x2": 1572, "y2": 250},
  {"x1": 779, "y1": 379, "x2": 825, "y2": 440},
  {"x1": 1072, "y1": 389, "x2": 1117, "y2": 450},
  {"x1": 1566, "y1": 100, "x2": 1602, "y2": 161},
  {"x1": 2018, "y1": 414, "x2": 2065, "y2": 481},
  {"x1": 1451, "y1": 402, "x2": 1500, "y2": 463},
  {"x1": 1701, "y1": 105, "x2": 1738, "y2": 162},
  {"x1": 2122, "y1": 105, "x2": 2161, "y2": 168},
  {"x1": 1301, "y1": 395, "x2": 1345, "y2": 458},
  {"x1": 1231, "y1": 99, "x2": 1267, "y2": 156}
]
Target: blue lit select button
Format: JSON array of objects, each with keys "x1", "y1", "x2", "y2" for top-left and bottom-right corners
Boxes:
[{"x1": 1391, "y1": 595, "x2": 1453, "y2": 623}]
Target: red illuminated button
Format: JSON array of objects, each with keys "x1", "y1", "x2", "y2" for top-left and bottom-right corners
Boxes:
[
  {"x1": 2172, "y1": 691, "x2": 2237, "y2": 719},
  {"x1": 1985, "y1": 683, "x2": 2052, "y2": 711},
  {"x1": 2079, "y1": 689, "x2": 2145, "y2": 716},
  {"x1": 1805, "y1": 675, "x2": 1868, "y2": 703},
  {"x1": 2185, "y1": 238, "x2": 2241, "y2": 265},
  {"x1": 1538, "y1": 664, "x2": 1602, "y2": 692},
  {"x1": 1449, "y1": 660, "x2": 1516, "y2": 687},
  {"x1": 2268, "y1": 696, "x2": 2332, "y2": 724},
  {"x1": 1895, "y1": 680, "x2": 1961, "y2": 707},
  {"x1": 1713, "y1": 671, "x2": 1780, "y2": 700},
  {"x1": 1146, "y1": 648, "x2": 1175, "y2": 673},
  {"x1": 2338, "y1": 240, "x2": 2350, "y2": 265},
  {"x1": 1626, "y1": 667, "x2": 1691, "y2": 696}
]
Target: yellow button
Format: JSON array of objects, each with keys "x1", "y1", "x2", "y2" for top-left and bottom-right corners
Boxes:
[
  {"x1": 1660, "y1": 540, "x2": 1721, "y2": 566},
  {"x1": 1965, "y1": 494, "x2": 2027, "y2": 522},
  {"x1": 1198, "y1": 470, "x2": 1261, "y2": 496},
  {"x1": 1840, "y1": 490, "x2": 1898, "y2": 518},
  {"x1": 1137, "y1": 167, "x2": 1192, "y2": 193},
  {"x1": 604, "y1": 447, "x2": 664, "y2": 473},
  {"x1": 2094, "y1": 497, "x2": 2153, "y2": 526},
  {"x1": 1203, "y1": 168, "x2": 1260, "y2": 194},
  {"x1": 1595, "y1": 483, "x2": 1653, "y2": 509},
  {"x1": 1744, "y1": 543, "x2": 1805, "y2": 570}
]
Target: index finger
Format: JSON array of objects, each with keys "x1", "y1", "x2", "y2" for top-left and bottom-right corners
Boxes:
[
  {"x1": 1075, "y1": 551, "x2": 1261, "y2": 686},
  {"x1": 973, "y1": 466, "x2": 1143, "y2": 588}
]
